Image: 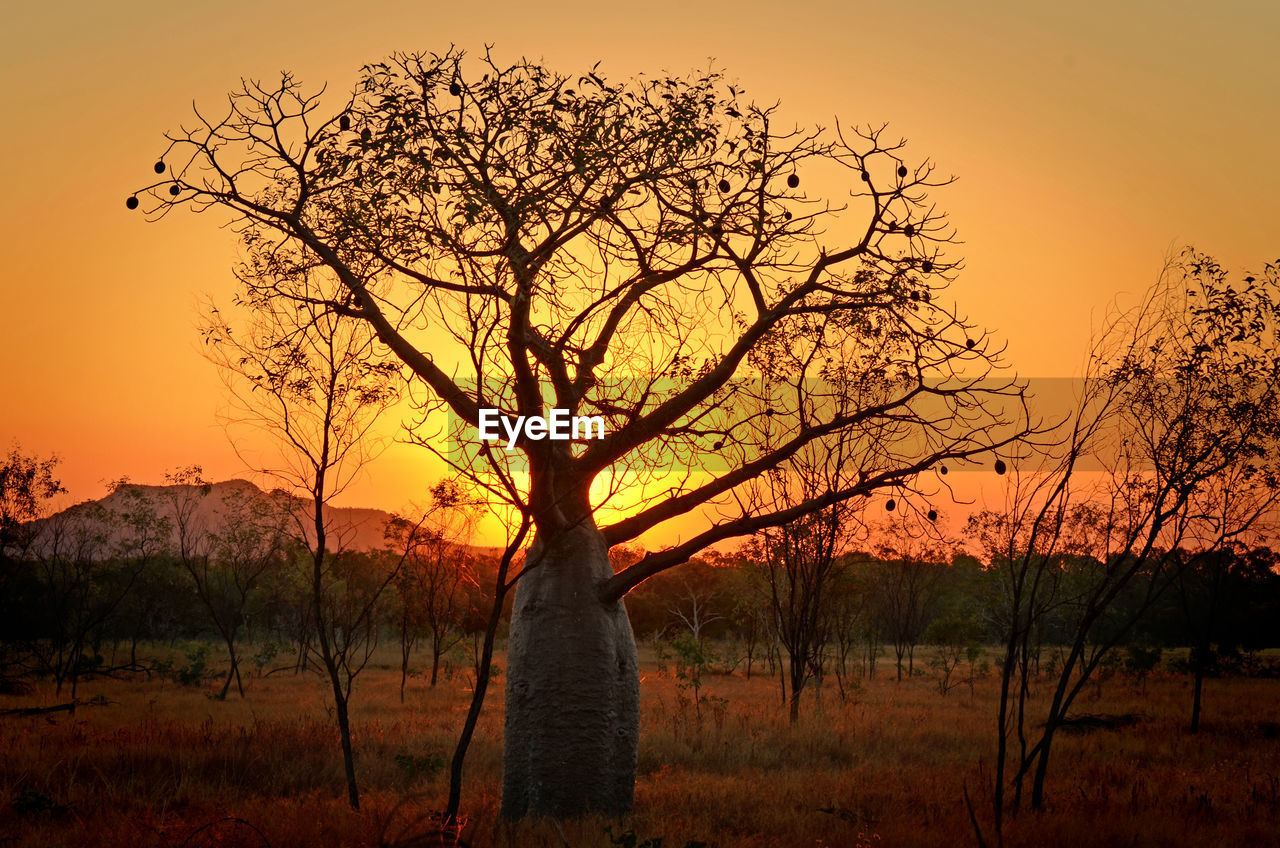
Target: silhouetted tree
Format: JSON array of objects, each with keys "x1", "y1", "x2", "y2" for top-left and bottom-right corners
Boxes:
[
  {"x1": 1174, "y1": 460, "x2": 1280, "y2": 732},
  {"x1": 164, "y1": 468, "x2": 291, "y2": 699},
  {"x1": 202, "y1": 281, "x2": 400, "y2": 809},
  {"x1": 0, "y1": 446, "x2": 64, "y2": 685},
  {"x1": 822, "y1": 552, "x2": 877, "y2": 694},
  {"x1": 923, "y1": 551, "x2": 988, "y2": 696},
  {"x1": 27, "y1": 482, "x2": 169, "y2": 697},
  {"x1": 974, "y1": 249, "x2": 1280, "y2": 835},
  {"x1": 722, "y1": 561, "x2": 772, "y2": 681},
  {"x1": 386, "y1": 489, "x2": 479, "y2": 699},
  {"x1": 871, "y1": 531, "x2": 948, "y2": 682},
  {"x1": 138, "y1": 48, "x2": 1031, "y2": 818},
  {"x1": 0, "y1": 446, "x2": 64, "y2": 560},
  {"x1": 740, "y1": 433, "x2": 866, "y2": 722}
]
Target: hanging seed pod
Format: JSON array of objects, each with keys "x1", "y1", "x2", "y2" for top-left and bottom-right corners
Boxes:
[
  {"x1": 994, "y1": 459, "x2": 1007, "y2": 475},
  {"x1": 450, "y1": 81, "x2": 461, "y2": 96},
  {"x1": 927, "y1": 509, "x2": 938, "y2": 521},
  {"x1": 940, "y1": 465, "x2": 948, "y2": 475},
  {"x1": 965, "y1": 338, "x2": 976, "y2": 349},
  {"x1": 897, "y1": 165, "x2": 908, "y2": 178},
  {"x1": 904, "y1": 224, "x2": 916, "y2": 237},
  {"x1": 783, "y1": 210, "x2": 792, "y2": 221},
  {"x1": 885, "y1": 499, "x2": 896, "y2": 512},
  {"x1": 168, "y1": 184, "x2": 180, "y2": 196},
  {"x1": 787, "y1": 174, "x2": 799, "y2": 188},
  {"x1": 718, "y1": 179, "x2": 730, "y2": 193},
  {"x1": 153, "y1": 161, "x2": 165, "y2": 174},
  {"x1": 126, "y1": 195, "x2": 139, "y2": 210},
  {"x1": 922, "y1": 260, "x2": 933, "y2": 273}
]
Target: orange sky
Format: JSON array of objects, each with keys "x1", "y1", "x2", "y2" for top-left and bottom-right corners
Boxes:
[{"x1": 2, "y1": 1, "x2": 1278, "y2": 540}]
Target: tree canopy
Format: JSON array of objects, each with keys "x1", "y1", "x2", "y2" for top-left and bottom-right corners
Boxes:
[{"x1": 136, "y1": 48, "x2": 1030, "y2": 589}]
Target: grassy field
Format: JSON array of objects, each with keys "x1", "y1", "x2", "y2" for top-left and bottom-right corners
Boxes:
[{"x1": 2, "y1": 644, "x2": 1278, "y2": 847}]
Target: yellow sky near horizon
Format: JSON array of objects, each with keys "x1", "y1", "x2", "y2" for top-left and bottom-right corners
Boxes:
[{"x1": 2, "y1": 1, "x2": 1277, "y2": 543}]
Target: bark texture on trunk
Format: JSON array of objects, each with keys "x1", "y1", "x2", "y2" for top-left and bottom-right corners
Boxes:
[{"x1": 501, "y1": 525, "x2": 639, "y2": 819}]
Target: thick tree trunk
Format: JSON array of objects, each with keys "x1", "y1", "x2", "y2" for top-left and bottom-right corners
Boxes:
[{"x1": 501, "y1": 525, "x2": 639, "y2": 819}]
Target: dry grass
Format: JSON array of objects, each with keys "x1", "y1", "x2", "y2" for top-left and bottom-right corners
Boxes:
[{"x1": 2, "y1": 645, "x2": 1278, "y2": 847}]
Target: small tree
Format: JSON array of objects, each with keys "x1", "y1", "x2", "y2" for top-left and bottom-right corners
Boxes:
[
  {"x1": 0, "y1": 447, "x2": 64, "y2": 686},
  {"x1": 871, "y1": 530, "x2": 948, "y2": 682},
  {"x1": 663, "y1": 560, "x2": 729, "y2": 649},
  {"x1": 1173, "y1": 461, "x2": 1280, "y2": 731},
  {"x1": 723, "y1": 562, "x2": 771, "y2": 681},
  {"x1": 974, "y1": 249, "x2": 1280, "y2": 834},
  {"x1": 202, "y1": 281, "x2": 400, "y2": 809},
  {"x1": 26, "y1": 482, "x2": 169, "y2": 698},
  {"x1": 822, "y1": 553, "x2": 875, "y2": 696},
  {"x1": 386, "y1": 489, "x2": 479, "y2": 700},
  {"x1": 925, "y1": 552, "x2": 987, "y2": 696},
  {"x1": 0, "y1": 446, "x2": 64, "y2": 560},
  {"x1": 742, "y1": 450, "x2": 860, "y2": 722},
  {"x1": 165, "y1": 468, "x2": 291, "y2": 699}
]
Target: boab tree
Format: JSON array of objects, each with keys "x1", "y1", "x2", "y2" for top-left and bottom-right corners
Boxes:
[{"x1": 134, "y1": 48, "x2": 1030, "y2": 818}]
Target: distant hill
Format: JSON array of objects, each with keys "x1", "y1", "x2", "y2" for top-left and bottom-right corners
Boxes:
[{"x1": 33, "y1": 478, "x2": 399, "y2": 554}]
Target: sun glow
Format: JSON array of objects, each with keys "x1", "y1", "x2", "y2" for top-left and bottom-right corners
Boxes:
[{"x1": 2, "y1": 2, "x2": 1276, "y2": 545}]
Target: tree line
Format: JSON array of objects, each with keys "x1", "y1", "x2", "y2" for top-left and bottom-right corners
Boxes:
[
  {"x1": 4, "y1": 454, "x2": 1276, "y2": 713},
  {"x1": 622, "y1": 539, "x2": 1280, "y2": 690},
  {"x1": 0, "y1": 465, "x2": 483, "y2": 702}
]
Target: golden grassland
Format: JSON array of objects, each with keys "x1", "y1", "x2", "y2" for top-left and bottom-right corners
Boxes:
[{"x1": 2, "y1": 645, "x2": 1278, "y2": 847}]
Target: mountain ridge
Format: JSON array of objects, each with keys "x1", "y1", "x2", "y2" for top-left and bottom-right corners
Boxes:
[{"x1": 36, "y1": 478, "x2": 400, "y2": 554}]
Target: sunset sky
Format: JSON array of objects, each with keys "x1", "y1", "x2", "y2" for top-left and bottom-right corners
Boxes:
[{"x1": 3, "y1": 1, "x2": 1277, "y2": 536}]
